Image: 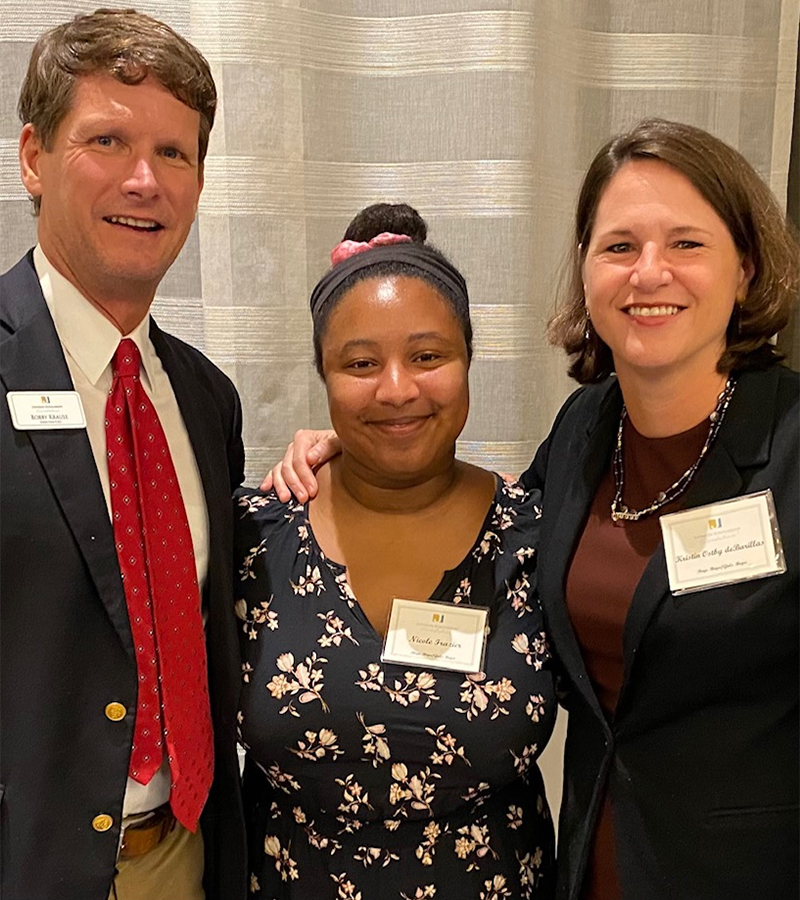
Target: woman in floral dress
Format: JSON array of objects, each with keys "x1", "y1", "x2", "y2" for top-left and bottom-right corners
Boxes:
[{"x1": 234, "y1": 204, "x2": 555, "y2": 900}]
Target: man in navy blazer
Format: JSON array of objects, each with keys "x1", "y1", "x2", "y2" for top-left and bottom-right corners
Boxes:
[{"x1": 1, "y1": 11, "x2": 246, "y2": 900}]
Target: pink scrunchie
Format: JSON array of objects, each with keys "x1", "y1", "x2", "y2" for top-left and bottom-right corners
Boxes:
[{"x1": 330, "y1": 232, "x2": 413, "y2": 266}]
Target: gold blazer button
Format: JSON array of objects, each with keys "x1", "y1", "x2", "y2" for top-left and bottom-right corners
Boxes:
[
  {"x1": 92, "y1": 814, "x2": 114, "y2": 832},
  {"x1": 105, "y1": 702, "x2": 127, "y2": 721}
]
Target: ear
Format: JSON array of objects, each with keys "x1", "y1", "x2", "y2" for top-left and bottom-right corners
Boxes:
[
  {"x1": 194, "y1": 164, "x2": 205, "y2": 217},
  {"x1": 19, "y1": 124, "x2": 45, "y2": 198},
  {"x1": 737, "y1": 254, "x2": 755, "y2": 301}
]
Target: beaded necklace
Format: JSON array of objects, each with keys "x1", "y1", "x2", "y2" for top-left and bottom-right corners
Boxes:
[{"x1": 610, "y1": 376, "x2": 737, "y2": 523}]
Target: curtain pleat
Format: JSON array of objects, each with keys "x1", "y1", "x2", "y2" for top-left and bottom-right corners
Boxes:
[{"x1": 1, "y1": 0, "x2": 798, "y2": 483}]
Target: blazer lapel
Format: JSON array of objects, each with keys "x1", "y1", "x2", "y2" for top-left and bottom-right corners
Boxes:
[
  {"x1": 0, "y1": 260, "x2": 132, "y2": 652},
  {"x1": 620, "y1": 369, "x2": 777, "y2": 688},
  {"x1": 542, "y1": 381, "x2": 622, "y2": 718}
]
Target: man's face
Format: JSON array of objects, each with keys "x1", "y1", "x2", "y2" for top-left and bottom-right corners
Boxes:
[{"x1": 20, "y1": 73, "x2": 204, "y2": 316}]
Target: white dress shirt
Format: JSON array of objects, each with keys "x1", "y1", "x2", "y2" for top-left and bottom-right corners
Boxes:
[{"x1": 34, "y1": 245, "x2": 210, "y2": 816}]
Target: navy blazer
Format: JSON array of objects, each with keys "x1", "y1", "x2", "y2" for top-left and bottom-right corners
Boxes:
[
  {"x1": 0, "y1": 251, "x2": 248, "y2": 900},
  {"x1": 522, "y1": 366, "x2": 799, "y2": 900}
]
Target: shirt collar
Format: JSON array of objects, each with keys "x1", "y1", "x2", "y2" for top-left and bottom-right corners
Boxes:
[{"x1": 34, "y1": 245, "x2": 154, "y2": 387}]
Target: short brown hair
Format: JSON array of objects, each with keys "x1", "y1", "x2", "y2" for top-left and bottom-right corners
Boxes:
[
  {"x1": 19, "y1": 8, "x2": 216, "y2": 211},
  {"x1": 548, "y1": 118, "x2": 799, "y2": 383}
]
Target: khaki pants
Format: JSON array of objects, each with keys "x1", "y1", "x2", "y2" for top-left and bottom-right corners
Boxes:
[{"x1": 109, "y1": 821, "x2": 205, "y2": 900}]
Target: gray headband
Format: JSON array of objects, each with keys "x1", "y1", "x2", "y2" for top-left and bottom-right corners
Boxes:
[{"x1": 309, "y1": 243, "x2": 469, "y2": 316}]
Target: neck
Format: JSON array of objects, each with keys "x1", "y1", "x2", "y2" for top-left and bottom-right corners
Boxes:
[
  {"x1": 616, "y1": 364, "x2": 729, "y2": 437},
  {"x1": 333, "y1": 453, "x2": 463, "y2": 515},
  {"x1": 39, "y1": 245, "x2": 154, "y2": 335},
  {"x1": 86, "y1": 296, "x2": 151, "y2": 335}
]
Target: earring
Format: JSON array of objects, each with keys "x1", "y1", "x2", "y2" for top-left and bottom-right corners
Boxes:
[
  {"x1": 583, "y1": 308, "x2": 592, "y2": 342},
  {"x1": 729, "y1": 301, "x2": 743, "y2": 337}
]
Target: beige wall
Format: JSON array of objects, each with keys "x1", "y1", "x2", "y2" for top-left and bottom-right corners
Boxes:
[{"x1": 539, "y1": 709, "x2": 567, "y2": 834}]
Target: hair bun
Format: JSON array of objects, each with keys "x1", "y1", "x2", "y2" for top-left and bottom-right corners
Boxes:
[{"x1": 342, "y1": 203, "x2": 427, "y2": 244}]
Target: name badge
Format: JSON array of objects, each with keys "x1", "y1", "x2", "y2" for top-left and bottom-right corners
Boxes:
[
  {"x1": 6, "y1": 390, "x2": 87, "y2": 430},
  {"x1": 660, "y1": 490, "x2": 786, "y2": 595},
  {"x1": 381, "y1": 598, "x2": 489, "y2": 674}
]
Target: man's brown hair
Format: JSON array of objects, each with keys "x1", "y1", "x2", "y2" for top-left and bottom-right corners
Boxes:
[{"x1": 19, "y1": 8, "x2": 217, "y2": 211}]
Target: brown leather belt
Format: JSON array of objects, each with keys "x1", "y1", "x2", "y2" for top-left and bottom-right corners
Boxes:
[{"x1": 119, "y1": 804, "x2": 177, "y2": 860}]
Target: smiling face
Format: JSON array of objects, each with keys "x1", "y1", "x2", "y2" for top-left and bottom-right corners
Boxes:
[
  {"x1": 582, "y1": 159, "x2": 753, "y2": 384},
  {"x1": 321, "y1": 275, "x2": 470, "y2": 488},
  {"x1": 19, "y1": 73, "x2": 203, "y2": 328}
]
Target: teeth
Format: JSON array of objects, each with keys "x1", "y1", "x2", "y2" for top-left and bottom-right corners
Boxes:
[
  {"x1": 107, "y1": 215, "x2": 159, "y2": 229},
  {"x1": 626, "y1": 305, "x2": 681, "y2": 317}
]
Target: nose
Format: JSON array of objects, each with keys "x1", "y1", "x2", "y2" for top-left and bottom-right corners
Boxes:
[
  {"x1": 374, "y1": 362, "x2": 420, "y2": 406},
  {"x1": 629, "y1": 242, "x2": 672, "y2": 291},
  {"x1": 122, "y1": 155, "x2": 159, "y2": 198}
]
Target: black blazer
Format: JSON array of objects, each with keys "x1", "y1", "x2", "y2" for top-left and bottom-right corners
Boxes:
[
  {"x1": 522, "y1": 366, "x2": 799, "y2": 900},
  {"x1": 0, "y1": 252, "x2": 248, "y2": 900}
]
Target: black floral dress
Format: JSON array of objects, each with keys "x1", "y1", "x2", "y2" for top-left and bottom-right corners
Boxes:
[{"x1": 234, "y1": 479, "x2": 556, "y2": 900}]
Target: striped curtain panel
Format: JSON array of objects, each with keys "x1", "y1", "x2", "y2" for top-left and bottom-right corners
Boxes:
[{"x1": 1, "y1": 0, "x2": 797, "y2": 483}]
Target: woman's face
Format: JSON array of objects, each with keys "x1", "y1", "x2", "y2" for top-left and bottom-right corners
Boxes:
[
  {"x1": 582, "y1": 159, "x2": 753, "y2": 383},
  {"x1": 321, "y1": 275, "x2": 470, "y2": 487}
]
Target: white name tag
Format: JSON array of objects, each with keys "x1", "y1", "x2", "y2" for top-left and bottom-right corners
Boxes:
[
  {"x1": 660, "y1": 490, "x2": 786, "y2": 595},
  {"x1": 6, "y1": 390, "x2": 87, "y2": 430},
  {"x1": 381, "y1": 598, "x2": 489, "y2": 674}
]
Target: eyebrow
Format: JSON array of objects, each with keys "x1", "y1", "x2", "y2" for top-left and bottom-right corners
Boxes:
[
  {"x1": 596, "y1": 225, "x2": 715, "y2": 239},
  {"x1": 338, "y1": 332, "x2": 450, "y2": 353},
  {"x1": 74, "y1": 115, "x2": 195, "y2": 149}
]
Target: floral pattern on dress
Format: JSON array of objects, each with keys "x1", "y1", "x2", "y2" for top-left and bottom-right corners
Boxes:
[{"x1": 235, "y1": 479, "x2": 555, "y2": 899}]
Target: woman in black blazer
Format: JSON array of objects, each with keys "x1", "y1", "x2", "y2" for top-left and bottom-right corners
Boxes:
[
  {"x1": 520, "y1": 118, "x2": 798, "y2": 900},
  {"x1": 267, "y1": 118, "x2": 798, "y2": 900}
]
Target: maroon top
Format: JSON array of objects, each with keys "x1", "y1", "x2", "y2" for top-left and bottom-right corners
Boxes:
[{"x1": 565, "y1": 415, "x2": 710, "y2": 899}]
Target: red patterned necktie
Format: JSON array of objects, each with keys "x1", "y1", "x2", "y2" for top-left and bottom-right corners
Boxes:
[{"x1": 105, "y1": 338, "x2": 213, "y2": 831}]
